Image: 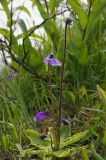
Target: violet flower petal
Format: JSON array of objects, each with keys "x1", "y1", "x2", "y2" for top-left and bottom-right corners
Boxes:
[
  {"x1": 44, "y1": 56, "x2": 51, "y2": 64},
  {"x1": 61, "y1": 118, "x2": 70, "y2": 125},
  {"x1": 50, "y1": 58, "x2": 62, "y2": 66},
  {"x1": 43, "y1": 54, "x2": 62, "y2": 66},
  {"x1": 34, "y1": 111, "x2": 50, "y2": 122}
]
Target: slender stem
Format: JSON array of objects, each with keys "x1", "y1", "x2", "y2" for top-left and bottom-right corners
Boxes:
[
  {"x1": 82, "y1": 0, "x2": 93, "y2": 40},
  {"x1": 48, "y1": 134, "x2": 54, "y2": 150},
  {"x1": 58, "y1": 22, "x2": 67, "y2": 127},
  {"x1": 44, "y1": 0, "x2": 49, "y2": 14},
  {"x1": 48, "y1": 64, "x2": 55, "y2": 149},
  {"x1": 54, "y1": 22, "x2": 68, "y2": 151}
]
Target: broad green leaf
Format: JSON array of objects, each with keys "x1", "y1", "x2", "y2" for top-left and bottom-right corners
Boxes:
[
  {"x1": 53, "y1": 148, "x2": 77, "y2": 158},
  {"x1": 29, "y1": 49, "x2": 43, "y2": 69},
  {"x1": 91, "y1": 143, "x2": 104, "y2": 160},
  {"x1": 15, "y1": 6, "x2": 31, "y2": 16},
  {"x1": 81, "y1": 148, "x2": 89, "y2": 160},
  {"x1": 1, "y1": 135, "x2": 9, "y2": 152},
  {"x1": 0, "y1": 28, "x2": 10, "y2": 41},
  {"x1": 54, "y1": 149, "x2": 71, "y2": 158},
  {"x1": 97, "y1": 85, "x2": 106, "y2": 103},
  {"x1": 60, "y1": 125, "x2": 71, "y2": 140},
  {"x1": 49, "y1": 0, "x2": 63, "y2": 12},
  {"x1": 17, "y1": 19, "x2": 27, "y2": 33},
  {"x1": 10, "y1": 35, "x2": 18, "y2": 52},
  {"x1": 0, "y1": 121, "x2": 18, "y2": 141},
  {"x1": 60, "y1": 130, "x2": 88, "y2": 148},
  {"x1": 11, "y1": 44, "x2": 19, "y2": 54},
  {"x1": 79, "y1": 86, "x2": 88, "y2": 102},
  {"x1": 34, "y1": 0, "x2": 59, "y2": 50},
  {"x1": 1, "y1": 0, "x2": 10, "y2": 17},
  {"x1": 25, "y1": 130, "x2": 51, "y2": 149},
  {"x1": 17, "y1": 19, "x2": 32, "y2": 59},
  {"x1": 70, "y1": 37, "x2": 88, "y2": 64},
  {"x1": 22, "y1": 147, "x2": 83, "y2": 158},
  {"x1": 55, "y1": 0, "x2": 64, "y2": 7},
  {"x1": 80, "y1": 86, "x2": 87, "y2": 97},
  {"x1": 70, "y1": 22, "x2": 88, "y2": 64},
  {"x1": 49, "y1": 0, "x2": 55, "y2": 12},
  {"x1": 87, "y1": 0, "x2": 106, "y2": 37},
  {"x1": 68, "y1": 0, "x2": 88, "y2": 28},
  {"x1": 22, "y1": 148, "x2": 51, "y2": 158},
  {"x1": 63, "y1": 91, "x2": 75, "y2": 104}
]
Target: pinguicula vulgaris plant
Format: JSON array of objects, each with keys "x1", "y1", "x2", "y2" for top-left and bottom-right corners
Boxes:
[
  {"x1": 33, "y1": 18, "x2": 71, "y2": 151},
  {"x1": 24, "y1": 18, "x2": 91, "y2": 159}
]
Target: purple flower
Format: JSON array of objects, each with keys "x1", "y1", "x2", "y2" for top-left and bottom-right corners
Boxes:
[
  {"x1": 8, "y1": 72, "x2": 18, "y2": 78},
  {"x1": 34, "y1": 111, "x2": 50, "y2": 122},
  {"x1": 44, "y1": 53, "x2": 62, "y2": 66},
  {"x1": 61, "y1": 118, "x2": 70, "y2": 125}
]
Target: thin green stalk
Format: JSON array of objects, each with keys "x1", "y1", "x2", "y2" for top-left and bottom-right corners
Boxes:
[
  {"x1": 58, "y1": 22, "x2": 67, "y2": 124},
  {"x1": 54, "y1": 19, "x2": 70, "y2": 151},
  {"x1": 48, "y1": 65, "x2": 55, "y2": 150},
  {"x1": 44, "y1": 0, "x2": 49, "y2": 14}
]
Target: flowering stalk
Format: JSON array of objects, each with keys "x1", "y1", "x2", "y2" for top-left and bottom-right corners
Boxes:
[
  {"x1": 48, "y1": 64, "x2": 55, "y2": 146},
  {"x1": 54, "y1": 18, "x2": 71, "y2": 151},
  {"x1": 43, "y1": 53, "x2": 61, "y2": 150}
]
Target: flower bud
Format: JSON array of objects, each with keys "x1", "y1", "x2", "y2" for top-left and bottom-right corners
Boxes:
[{"x1": 66, "y1": 18, "x2": 73, "y2": 25}]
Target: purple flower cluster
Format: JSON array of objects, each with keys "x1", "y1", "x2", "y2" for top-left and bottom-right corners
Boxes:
[{"x1": 34, "y1": 111, "x2": 70, "y2": 126}]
